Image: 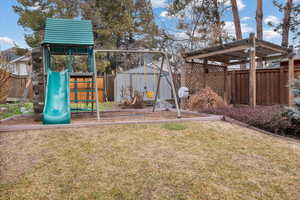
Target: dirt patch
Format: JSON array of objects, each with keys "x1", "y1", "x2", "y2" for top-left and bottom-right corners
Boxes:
[{"x1": 1, "y1": 110, "x2": 206, "y2": 126}]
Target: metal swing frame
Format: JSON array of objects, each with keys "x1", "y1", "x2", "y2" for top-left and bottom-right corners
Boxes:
[{"x1": 94, "y1": 49, "x2": 181, "y2": 118}]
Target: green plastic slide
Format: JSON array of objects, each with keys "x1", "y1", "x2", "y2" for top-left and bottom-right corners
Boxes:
[{"x1": 43, "y1": 69, "x2": 71, "y2": 124}]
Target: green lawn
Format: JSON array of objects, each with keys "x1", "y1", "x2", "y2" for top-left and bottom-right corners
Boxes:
[
  {"x1": 0, "y1": 103, "x2": 33, "y2": 120},
  {"x1": 0, "y1": 102, "x2": 114, "y2": 120},
  {"x1": 1, "y1": 121, "x2": 299, "y2": 200},
  {"x1": 70, "y1": 101, "x2": 114, "y2": 111}
]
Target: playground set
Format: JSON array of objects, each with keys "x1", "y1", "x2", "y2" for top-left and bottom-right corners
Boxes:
[{"x1": 34, "y1": 18, "x2": 181, "y2": 125}]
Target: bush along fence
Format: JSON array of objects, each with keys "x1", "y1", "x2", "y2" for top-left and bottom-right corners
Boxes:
[{"x1": 287, "y1": 79, "x2": 300, "y2": 128}]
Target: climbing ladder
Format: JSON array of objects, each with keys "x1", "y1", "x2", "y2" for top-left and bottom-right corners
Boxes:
[{"x1": 70, "y1": 73, "x2": 97, "y2": 113}]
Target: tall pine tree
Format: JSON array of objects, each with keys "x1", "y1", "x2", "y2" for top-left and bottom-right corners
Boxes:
[
  {"x1": 269, "y1": 0, "x2": 300, "y2": 47},
  {"x1": 14, "y1": 0, "x2": 80, "y2": 47},
  {"x1": 80, "y1": 0, "x2": 159, "y2": 49}
]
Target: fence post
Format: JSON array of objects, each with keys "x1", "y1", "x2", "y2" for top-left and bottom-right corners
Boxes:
[
  {"x1": 223, "y1": 65, "x2": 228, "y2": 103},
  {"x1": 231, "y1": 70, "x2": 236, "y2": 104},
  {"x1": 288, "y1": 46, "x2": 295, "y2": 107},
  {"x1": 279, "y1": 65, "x2": 285, "y2": 104},
  {"x1": 203, "y1": 59, "x2": 207, "y2": 88}
]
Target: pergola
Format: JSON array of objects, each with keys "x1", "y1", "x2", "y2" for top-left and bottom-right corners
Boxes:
[{"x1": 182, "y1": 33, "x2": 295, "y2": 107}]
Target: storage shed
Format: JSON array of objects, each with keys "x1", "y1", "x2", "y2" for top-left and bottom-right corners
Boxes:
[{"x1": 114, "y1": 65, "x2": 172, "y2": 102}]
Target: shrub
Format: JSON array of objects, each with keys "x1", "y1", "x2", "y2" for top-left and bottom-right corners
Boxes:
[
  {"x1": 187, "y1": 87, "x2": 227, "y2": 110},
  {"x1": 287, "y1": 80, "x2": 300, "y2": 127},
  {"x1": 203, "y1": 105, "x2": 300, "y2": 137}
]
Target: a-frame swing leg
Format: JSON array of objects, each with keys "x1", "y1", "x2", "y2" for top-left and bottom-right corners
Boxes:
[
  {"x1": 152, "y1": 56, "x2": 165, "y2": 112},
  {"x1": 164, "y1": 53, "x2": 181, "y2": 118},
  {"x1": 93, "y1": 50, "x2": 100, "y2": 120}
]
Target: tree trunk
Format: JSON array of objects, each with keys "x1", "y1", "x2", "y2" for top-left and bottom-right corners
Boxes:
[
  {"x1": 282, "y1": 0, "x2": 293, "y2": 48},
  {"x1": 256, "y1": 0, "x2": 263, "y2": 40},
  {"x1": 256, "y1": 0, "x2": 263, "y2": 68},
  {"x1": 231, "y1": 0, "x2": 242, "y2": 40},
  {"x1": 213, "y1": 0, "x2": 223, "y2": 45},
  {"x1": 231, "y1": 0, "x2": 245, "y2": 69}
]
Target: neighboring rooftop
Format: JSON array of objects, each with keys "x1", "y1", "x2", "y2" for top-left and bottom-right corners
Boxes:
[
  {"x1": 42, "y1": 18, "x2": 94, "y2": 46},
  {"x1": 1, "y1": 47, "x2": 28, "y2": 61}
]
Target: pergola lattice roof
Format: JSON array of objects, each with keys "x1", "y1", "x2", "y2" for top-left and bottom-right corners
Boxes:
[{"x1": 182, "y1": 34, "x2": 290, "y2": 65}]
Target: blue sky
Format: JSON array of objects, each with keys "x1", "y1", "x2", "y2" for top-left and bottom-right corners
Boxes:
[{"x1": 0, "y1": 0, "x2": 294, "y2": 50}]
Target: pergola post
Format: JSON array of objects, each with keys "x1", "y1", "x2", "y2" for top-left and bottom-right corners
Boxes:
[
  {"x1": 288, "y1": 46, "x2": 295, "y2": 107},
  {"x1": 249, "y1": 33, "x2": 257, "y2": 107}
]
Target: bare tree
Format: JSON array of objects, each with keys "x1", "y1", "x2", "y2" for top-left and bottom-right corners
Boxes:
[
  {"x1": 256, "y1": 0, "x2": 263, "y2": 40},
  {"x1": 231, "y1": 0, "x2": 242, "y2": 40},
  {"x1": 256, "y1": 0, "x2": 263, "y2": 68},
  {"x1": 0, "y1": 53, "x2": 10, "y2": 103},
  {"x1": 169, "y1": 0, "x2": 229, "y2": 50},
  {"x1": 231, "y1": 0, "x2": 246, "y2": 69},
  {"x1": 282, "y1": 0, "x2": 293, "y2": 48}
]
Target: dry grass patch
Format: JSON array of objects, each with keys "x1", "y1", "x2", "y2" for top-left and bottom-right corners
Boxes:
[{"x1": 0, "y1": 121, "x2": 300, "y2": 200}]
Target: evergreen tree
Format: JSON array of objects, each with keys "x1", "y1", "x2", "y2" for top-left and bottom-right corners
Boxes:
[
  {"x1": 288, "y1": 80, "x2": 300, "y2": 126},
  {"x1": 80, "y1": 0, "x2": 159, "y2": 49},
  {"x1": 269, "y1": 0, "x2": 300, "y2": 47},
  {"x1": 80, "y1": 0, "x2": 159, "y2": 72},
  {"x1": 13, "y1": 0, "x2": 80, "y2": 47}
]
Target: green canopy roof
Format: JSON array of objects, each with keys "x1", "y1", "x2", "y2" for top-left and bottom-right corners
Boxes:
[{"x1": 42, "y1": 18, "x2": 94, "y2": 46}]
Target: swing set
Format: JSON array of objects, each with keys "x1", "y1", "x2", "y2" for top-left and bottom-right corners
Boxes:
[
  {"x1": 40, "y1": 18, "x2": 181, "y2": 125},
  {"x1": 95, "y1": 49, "x2": 181, "y2": 117}
]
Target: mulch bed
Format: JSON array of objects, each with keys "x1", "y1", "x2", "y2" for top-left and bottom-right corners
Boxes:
[{"x1": 1, "y1": 110, "x2": 208, "y2": 126}]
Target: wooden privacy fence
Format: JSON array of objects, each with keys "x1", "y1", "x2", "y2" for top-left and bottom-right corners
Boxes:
[
  {"x1": 7, "y1": 74, "x2": 34, "y2": 101},
  {"x1": 183, "y1": 63, "x2": 300, "y2": 106},
  {"x1": 227, "y1": 68, "x2": 300, "y2": 105},
  {"x1": 70, "y1": 76, "x2": 114, "y2": 102}
]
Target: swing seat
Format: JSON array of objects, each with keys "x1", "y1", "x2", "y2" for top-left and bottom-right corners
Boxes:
[{"x1": 146, "y1": 91, "x2": 155, "y2": 98}]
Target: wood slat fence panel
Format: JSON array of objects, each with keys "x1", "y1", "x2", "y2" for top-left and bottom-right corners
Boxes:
[
  {"x1": 70, "y1": 77, "x2": 104, "y2": 102},
  {"x1": 7, "y1": 74, "x2": 33, "y2": 101},
  {"x1": 69, "y1": 76, "x2": 115, "y2": 103},
  {"x1": 227, "y1": 68, "x2": 300, "y2": 105}
]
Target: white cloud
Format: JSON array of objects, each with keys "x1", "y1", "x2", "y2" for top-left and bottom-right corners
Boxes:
[
  {"x1": 0, "y1": 37, "x2": 15, "y2": 45},
  {"x1": 173, "y1": 32, "x2": 189, "y2": 40},
  {"x1": 224, "y1": 21, "x2": 254, "y2": 36},
  {"x1": 236, "y1": 0, "x2": 246, "y2": 10},
  {"x1": 263, "y1": 29, "x2": 281, "y2": 40},
  {"x1": 264, "y1": 15, "x2": 280, "y2": 25},
  {"x1": 223, "y1": 0, "x2": 246, "y2": 10},
  {"x1": 27, "y1": 2, "x2": 40, "y2": 11},
  {"x1": 151, "y1": 0, "x2": 168, "y2": 8},
  {"x1": 241, "y1": 16, "x2": 251, "y2": 21},
  {"x1": 160, "y1": 11, "x2": 174, "y2": 19}
]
